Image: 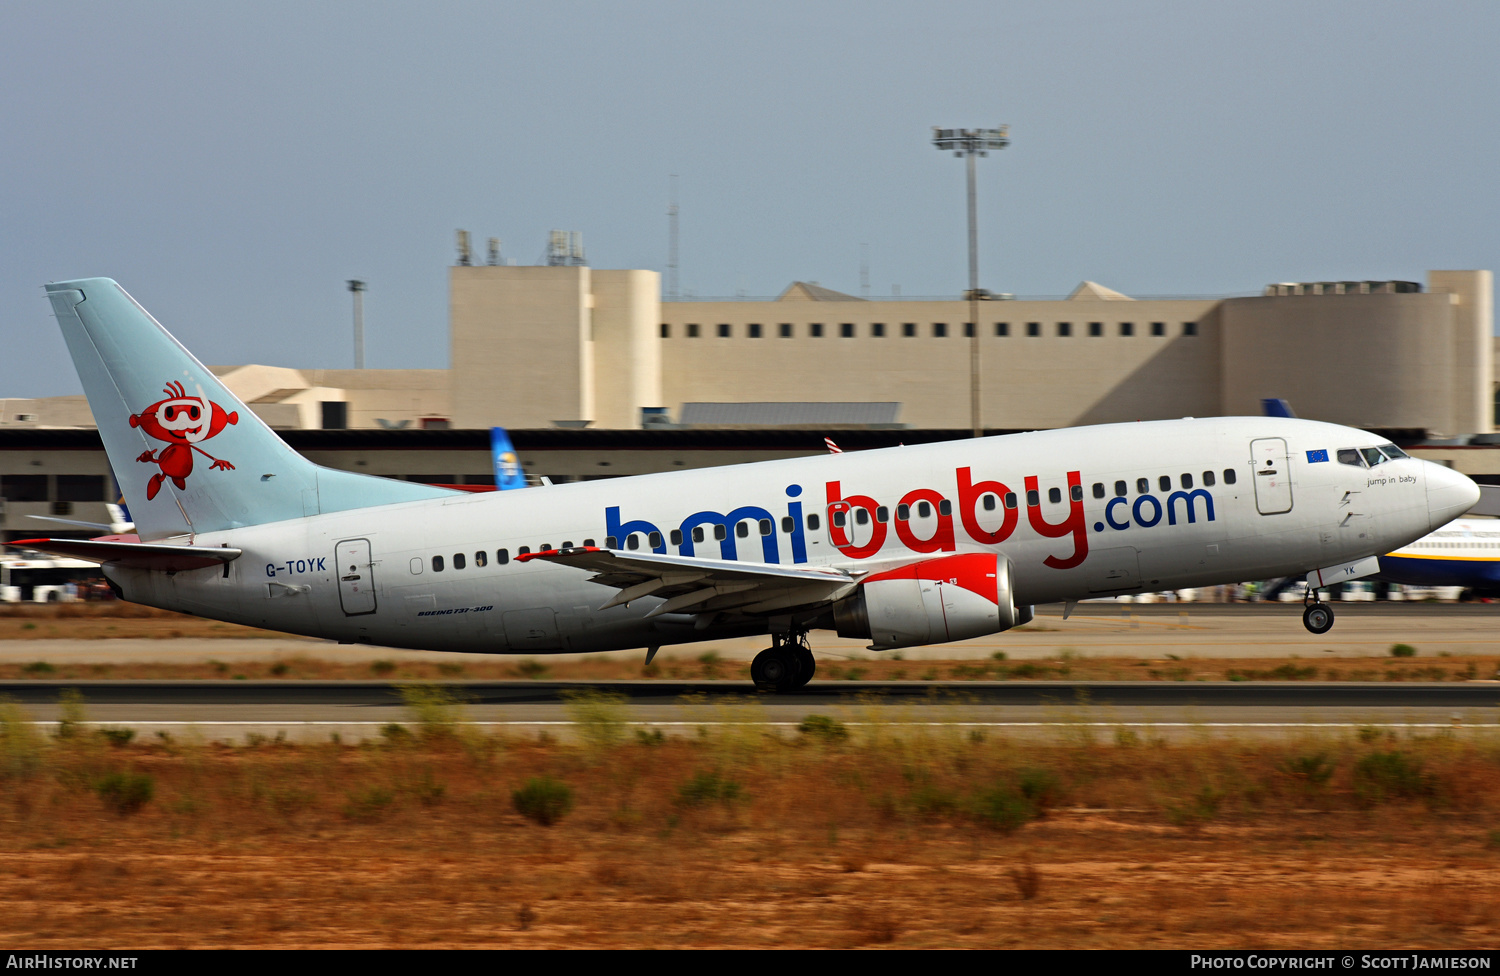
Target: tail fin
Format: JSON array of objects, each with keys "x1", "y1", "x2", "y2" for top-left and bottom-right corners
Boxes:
[{"x1": 45, "y1": 278, "x2": 451, "y2": 541}]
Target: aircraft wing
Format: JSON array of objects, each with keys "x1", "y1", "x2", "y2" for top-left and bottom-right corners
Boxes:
[
  {"x1": 7, "y1": 538, "x2": 241, "y2": 572},
  {"x1": 518, "y1": 547, "x2": 857, "y2": 617}
]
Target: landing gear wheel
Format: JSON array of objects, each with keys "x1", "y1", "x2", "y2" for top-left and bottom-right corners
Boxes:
[
  {"x1": 1302, "y1": 602, "x2": 1334, "y2": 635},
  {"x1": 751, "y1": 646, "x2": 800, "y2": 693},
  {"x1": 794, "y1": 645, "x2": 816, "y2": 687}
]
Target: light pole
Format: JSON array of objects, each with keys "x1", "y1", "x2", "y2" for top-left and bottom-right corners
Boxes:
[
  {"x1": 347, "y1": 279, "x2": 366, "y2": 369},
  {"x1": 932, "y1": 125, "x2": 1008, "y2": 437}
]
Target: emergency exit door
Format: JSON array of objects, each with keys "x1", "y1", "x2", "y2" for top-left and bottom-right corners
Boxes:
[
  {"x1": 1250, "y1": 438, "x2": 1293, "y2": 515},
  {"x1": 335, "y1": 538, "x2": 377, "y2": 616}
]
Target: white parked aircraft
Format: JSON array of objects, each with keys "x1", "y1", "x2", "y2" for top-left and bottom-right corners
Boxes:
[{"x1": 10, "y1": 279, "x2": 1480, "y2": 691}]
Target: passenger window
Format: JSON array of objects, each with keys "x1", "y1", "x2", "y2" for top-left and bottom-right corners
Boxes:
[
  {"x1": 648, "y1": 531, "x2": 662, "y2": 548},
  {"x1": 714, "y1": 524, "x2": 727, "y2": 541},
  {"x1": 541, "y1": 544, "x2": 553, "y2": 553},
  {"x1": 833, "y1": 510, "x2": 847, "y2": 528},
  {"x1": 876, "y1": 507, "x2": 889, "y2": 523},
  {"x1": 854, "y1": 508, "x2": 869, "y2": 526},
  {"x1": 1004, "y1": 493, "x2": 1017, "y2": 509},
  {"x1": 1092, "y1": 483, "x2": 1105, "y2": 499},
  {"x1": 453, "y1": 553, "x2": 466, "y2": 570},
  {"x1": 604, "y1": 537, "x2": 617, "y2": 549},
  {"x1": 1360, "y1": 447, "x2": 1386, "y2": 467},
  {"x1": 1071, "y1": 484, "x2": 1084, "y2": 502},
  {"x1": 1158, "y1": 475, "x2": 1171, "y2": 492},
  {"x1": 670, "y1": 529, "x2": 682, "y2": 546},
  {"x1": 781, "y1": 517, "x2": 794, "y2": 533},
  {"x1": 1223, "y1": 469, "x2": 1237, "y2": 485},
  {"x1": 1137, "y1": 478, "x2": 1149, "y2": 494},
  {"x1": 518, "y1": 546, "x2": 531, "y2": 556},
  {"x1": 496, "y1": 549, "x2": 509, "y2": 564},
  {"x1": 759, "y1": 519, "x2": 772, "y2": 536},
  {"x1": 982, "y1": 494, "x2": 997, "y2": 511},
  {"x1": 737, "y1": 521, "x2": 750, "y2": 538},
  {"x1": 807, "y1": 514, "x2": 820, "y2": 531},
  {"x1": 410, "y1": 557, "x2": 423, "y2": 575},
  {"x1": 583, "y1": 539, "x2": 595, "y2": 548},
  {"x1": 475, "y1": 551, "x2": 487, "y2": 567},
  {"x1": 917, "y1": 501, "x2": 932, "y2": 518},
  {"x1": 1181, "y1": 473, "x2": 1193, "y2": 489},
  {"x1": 939, "y1": 500, "x2": 952, "y2": 516},
  {"x1": 627, "y1": 535, "x2": 640, "y2": 550},
  {"x1": 1048, "y1": 487, "x2": 1061, "y2": 504},
  {"x1": 1115, "y1": 481, "x2": 1127, "y2": 497},
  {"x1": 693, "y1": 526, "x2": 705, "y2": 543},
  {"x1": 561, "y1": 541, "x2": 573, "y2": 550},
  {"x1": 1026, "y1": 489, "x2": 1040, "y2": 506},
  {"x1": 432, "y1": 555, "x2": 444, "y2": 572},
  {"x1": 897, "y1": 503, "x2": 910, "y2": 520}
]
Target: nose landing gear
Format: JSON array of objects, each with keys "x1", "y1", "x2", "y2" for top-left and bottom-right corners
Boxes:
[
  {"x1": 751, "y1": 631, "x2": 815, "y2": 693},
  {"x1": 1302, "y1": 584, "x2": 1335, "y2": 635}
]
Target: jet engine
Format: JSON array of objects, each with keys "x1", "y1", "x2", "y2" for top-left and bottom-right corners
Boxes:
[{"x1": 832, "y1": 552, "x2": 1028, "y2": 650}]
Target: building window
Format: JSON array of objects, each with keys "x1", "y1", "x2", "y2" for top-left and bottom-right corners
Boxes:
[
  {"x1": 779, "y1": 323, "x2": 793, "y2": 338},
  {"x1": 56, "y1": 475, "x2": 105, "y2": 502},
  {"x1": 320, "y1": 401, "x2": 347, "y2": 430},
  {"x1": 1120, "y1": 322, "x2": 1134, "y2": 337},
  {"x1": 687, "y1": 323, "x2": 700, "y2": 337},
  {"x1": 748, "y1": 323, "x2": 762, "y2": 338},
  {"x1": 902, "y1": 322, "x2": 917, "y2": 337},
  {"x1": 964, "y1": 322, "x2": 974, "y2": 337},
  {"x1": 717, "y1": 323, "x2": 731, "y2": 338},
  {"x1": 810, "y1": 323, "x2": 824, "y2": 337},
  {"x1": 995, "y1": 322, "x2": 1009, "y2": 337},
  {"x1": 1183, "y1": 321, "x2": 1198, "y2": 336},
  {"x1": 1027, "y1": 322, "x2": 1040, "y2": 337},
  {"x1": 1057, "y1": 322, "x2": 1072, "y2": 337},
  {"x1": 1151, "y1": 322, "x2": 1165, "y2": 336},
  {"x1": 1088, "y1": 322, "x2": 1102, "y2": 337},
  {"x1": 660, "y1": 323, "x2": 670, "y2": 338},
  {"x1": 933, "y1": 323, "x2": 947, "y2": 338},
  {"x1": 871, "y1": 322, "x2": 885, "y2": 337},
  {"x1": 840, "y1": 323, "x2": 854, "y2": 338}
]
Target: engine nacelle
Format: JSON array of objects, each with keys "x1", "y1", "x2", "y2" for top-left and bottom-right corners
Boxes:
[{"x1": 833, "y1": 552, "x2": 1022, "y2": 650}]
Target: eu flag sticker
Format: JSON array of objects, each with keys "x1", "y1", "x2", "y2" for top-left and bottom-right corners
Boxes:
[{"x1": 1306, "y1": 449, "x2": 1329, "y2": 463}]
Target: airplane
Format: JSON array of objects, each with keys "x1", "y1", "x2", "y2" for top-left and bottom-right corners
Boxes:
[
  {"x1": 1377, "y1": 518, "x2": 1500, "y2": 597},
  {"x1": 8, "y1": 279, "x2": 1480, "y2": 692}
]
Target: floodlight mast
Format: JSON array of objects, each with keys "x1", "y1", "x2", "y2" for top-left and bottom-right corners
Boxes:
[
  {"x1": 347, "y1": 279, "x2": 366, "y2": 369},
  {"x1": 932, "y1": 126, "x2": 1009, "y2": 438}
]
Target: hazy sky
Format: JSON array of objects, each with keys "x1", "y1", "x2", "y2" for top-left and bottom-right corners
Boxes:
[{"x1": 3, "y1": 1, "x2": 1497, "y2": 397}]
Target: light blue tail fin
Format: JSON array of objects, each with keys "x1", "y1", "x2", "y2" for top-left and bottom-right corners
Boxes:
[{"x1": 45, "y1": 278, "x2": 452, "y2": 541}]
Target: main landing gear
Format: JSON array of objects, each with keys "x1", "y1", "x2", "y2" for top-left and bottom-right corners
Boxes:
[
  {"x1": 1302, "y1": 584, "x2": 1335, "y2": 635},
  {"x1": 751, "y1": 631, "x2": 815, "y2": 694}
]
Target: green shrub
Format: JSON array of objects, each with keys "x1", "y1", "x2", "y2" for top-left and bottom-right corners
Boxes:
[
  {"x1": 97, "y1": 728, "x2": 135, "y2": 748},
  {"x1": 1018, "y1": 767, "x2": 1063, "y2": 810},
  {"x1": 1353, "y1": 750, "x2": 1430, "y2": 805},
  {"x1": 400, "y1": 685, "x2": 466, "y2": 740},
  {"x1": 1390, "y1": 644, "x2": 1417, "y2": 658},
  {"x1": 797, "y1": 714, "x2": 848, "y2": 741},
  {"x1": 23, "y1": 662, "x2": 55, "y2": 675},
  {"x1": 562, "y1": 689, "x2": 628, "y2": 750},
  {"x1": 969, "y1": 786, "x2": 1035, "y2": 834},
  {"x1": 675, "y1": 769, "x2": 744, "y2": 807},
  {"x1": 513, "y1": 776, "x2": 573, "y2": 825},
  {"x1": 95, "y1": 772, "x2": 154, "y2": 815},
  {"x1": 1277, "y1": 752, "x2": 1335, "y2": 787},
  {"x1": 0, "y1": 702, "x2": 43, "y2": 779},
  {"x1": 342, "y1": 786, "x2": 395, "y2": 823},
  {"x1": 370, "y1": 660, "x2": 396, "y2": 676}
]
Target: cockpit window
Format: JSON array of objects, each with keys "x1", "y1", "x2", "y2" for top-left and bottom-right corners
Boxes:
[
  {"x1": 1337, "y1": 449, "x2": 1365, "y2": 467},
  {"x1": 1379, "y1": 443, "x2": 1409, "y2": 460},
  {"x1": 1360, "y1": 447, "x2": 1387, "y2": 467}
]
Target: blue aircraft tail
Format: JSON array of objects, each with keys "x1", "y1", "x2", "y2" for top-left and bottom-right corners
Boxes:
[
  {"x1": 45, "y1": 278, "x2": 452, "y2": 541},
  {"x1": 492, "y1": 427, "x2": 527, "y2": 490}
]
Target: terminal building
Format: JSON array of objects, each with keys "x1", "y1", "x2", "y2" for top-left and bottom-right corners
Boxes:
[{"x1": 0, "y1": 262, "x2": 1495, "y2": 541}]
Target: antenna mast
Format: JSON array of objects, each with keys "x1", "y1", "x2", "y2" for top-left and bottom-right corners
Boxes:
[{"x1": 667, "y1": 174, "x2": 679, "y2": 300}]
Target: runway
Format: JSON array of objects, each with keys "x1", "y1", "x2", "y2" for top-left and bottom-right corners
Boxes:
[{"x1": 9, "y1": 678, "x2": 1500, "y2": 744}]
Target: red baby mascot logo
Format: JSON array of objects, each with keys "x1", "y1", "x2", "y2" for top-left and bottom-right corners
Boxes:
[{"x1": 129, "y1": 381, "x2": 239, "y2": 500}]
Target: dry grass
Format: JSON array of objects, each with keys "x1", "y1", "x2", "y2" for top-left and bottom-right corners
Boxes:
[{"x1": 0, "y1": 706, "x2": 1498, "y2": 948}]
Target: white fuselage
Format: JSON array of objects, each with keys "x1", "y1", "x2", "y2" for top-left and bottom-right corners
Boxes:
[{"x1": 103, "y1": 417, "x2": 1464, "y2": 654}]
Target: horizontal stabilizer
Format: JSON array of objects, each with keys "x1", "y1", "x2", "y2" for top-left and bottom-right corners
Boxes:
[{"x1": 7, "y1": 538, "x2": 241, "y2": 572}]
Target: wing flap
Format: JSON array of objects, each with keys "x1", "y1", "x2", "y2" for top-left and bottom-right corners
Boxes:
[{"x1": 7, "y1": 538, "x2": 241, "y2": 572}]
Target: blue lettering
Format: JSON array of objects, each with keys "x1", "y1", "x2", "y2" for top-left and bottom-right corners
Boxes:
[
  {"x1": 1105, "y1": 497, "x2": 1131, "y2": 531},
  {"x1": 786, "y1": 485, "x2": 806, "y2": 564},
  {"x1": 679, "y1": 506, "x2": 779, "y2": 561},
  {"x1": 1132, "y1": 495, "x2": 1163, "y2": 528},
  {"x1": 606, "y1": 506, "x2": 666, "y2": 554},
  {"x1": 1167, "y1": 489, "x2": 1215, "y2": 525},
  {"x1": 265, "y1": 563, "x2": 276, "y2": 578}
]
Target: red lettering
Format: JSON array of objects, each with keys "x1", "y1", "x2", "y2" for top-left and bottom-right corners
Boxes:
[
  {"x1": 1024, "y1": 472, "x2": 1089, "y2": 570},
  {"x1": 956, "y1": 466, "x2": 1018, "y2": 544},
  {"x1": 825, "y1": 481, "x2": 886, "y2": 559},
  {"x1": 893, "y1": 488, "x2": 955, "y2": 553}
]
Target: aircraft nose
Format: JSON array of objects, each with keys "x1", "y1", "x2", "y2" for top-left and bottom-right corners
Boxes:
[{"x1": 1426, "y1": 462, "x2": 1481, "y2": 529}]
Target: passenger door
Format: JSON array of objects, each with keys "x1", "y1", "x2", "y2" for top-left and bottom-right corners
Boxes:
[
  {"x1": 335, "y1": 538, "x2": 378, "y2": 616},
  {"x1": 1250, "y1": 438, "x2": 1293, "y2": 515}
]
